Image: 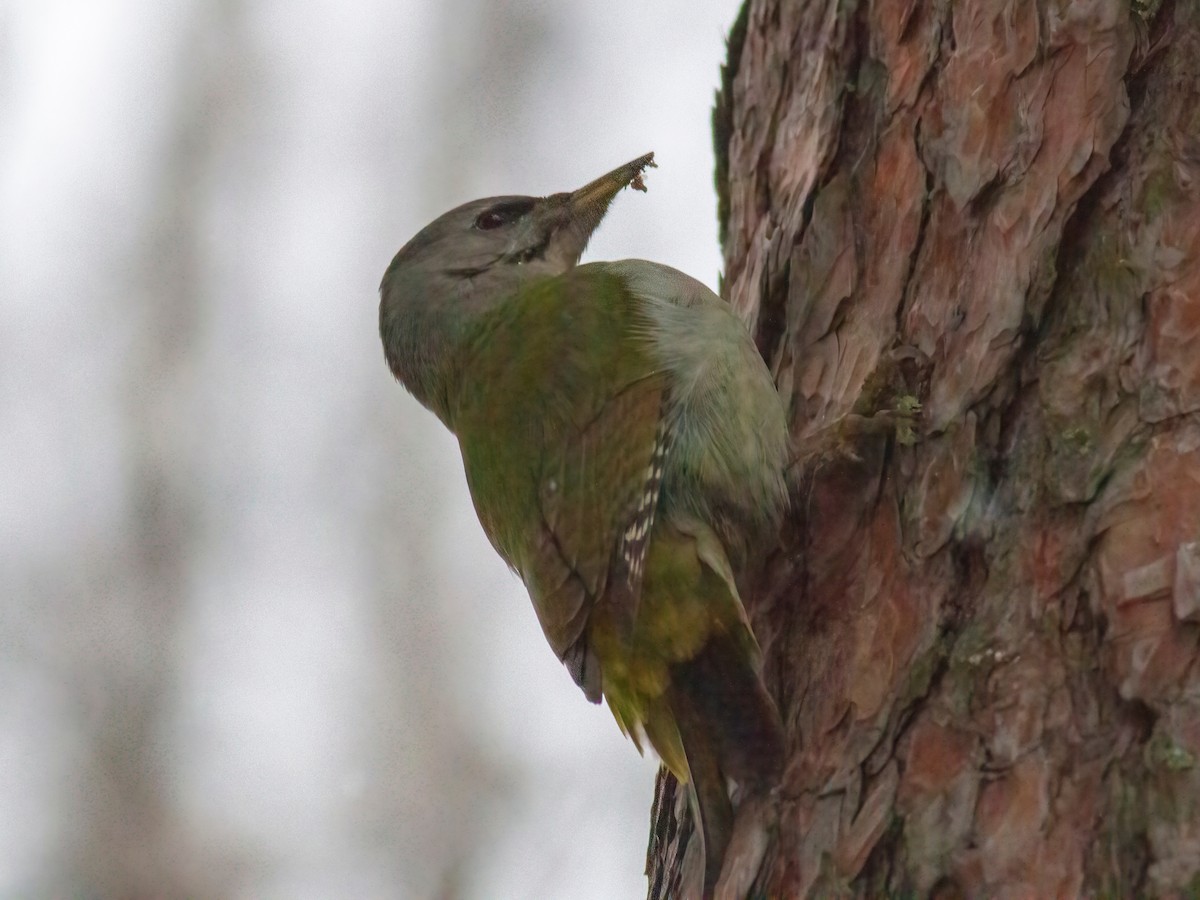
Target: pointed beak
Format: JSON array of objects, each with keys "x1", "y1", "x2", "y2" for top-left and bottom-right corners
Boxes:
[
  {"x1": 570, "y1": 152, "x2": 657, "y2": 211},
  {"x1": 545, "y1": 152, "x2": 655, "y2": 267}
]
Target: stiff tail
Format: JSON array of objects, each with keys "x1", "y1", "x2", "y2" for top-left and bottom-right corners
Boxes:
[
  {"x1": 667, "y1": 629, "x2": 784, "y2": 897},
  {"x1": 672, "y1": 628, "x2": 784, "y2": 790}
]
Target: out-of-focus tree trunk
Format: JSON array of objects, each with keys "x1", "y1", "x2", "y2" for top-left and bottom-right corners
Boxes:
[
  {"x1": 60, "y1": 6, "x2": 241, "y2": 897},
  {"x1": 649, "y1": 0, "x2": 1200, "y2": 896}
]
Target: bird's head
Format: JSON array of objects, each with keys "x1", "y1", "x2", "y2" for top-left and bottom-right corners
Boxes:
[{"x1": 379, "y1": 153, "x2": 655, "y2": 406}]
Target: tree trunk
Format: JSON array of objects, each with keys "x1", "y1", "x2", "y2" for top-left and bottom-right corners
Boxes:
[{"x1": 648, "y1": 1, "x2": 1200, "y2": 896}]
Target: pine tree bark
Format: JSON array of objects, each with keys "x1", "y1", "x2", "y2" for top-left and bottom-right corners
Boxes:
[{"x1": 648, "y1": 1, "x2": 1200, "y2": 896}]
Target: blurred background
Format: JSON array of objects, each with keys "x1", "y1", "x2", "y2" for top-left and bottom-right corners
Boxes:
[{"x1": 0, "y1": 0, "x2": 740, "y2": 897}]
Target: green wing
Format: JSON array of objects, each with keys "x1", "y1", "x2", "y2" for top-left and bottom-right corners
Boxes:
[{"x1": 450, "y1": 268, "x2": 667, "y2": 700}]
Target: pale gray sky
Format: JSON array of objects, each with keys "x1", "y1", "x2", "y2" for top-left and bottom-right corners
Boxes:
[{"x1": 0, "y1": 1, "x2": 742, "y2": 897}]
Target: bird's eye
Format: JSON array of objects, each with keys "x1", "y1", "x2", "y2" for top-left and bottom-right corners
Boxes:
[
  {"x1": 473, "y1": 199, "x2": 534, "y2": 231},
  {"x1": 475, "y1": 210, "x2": 509, "y2": 230}
]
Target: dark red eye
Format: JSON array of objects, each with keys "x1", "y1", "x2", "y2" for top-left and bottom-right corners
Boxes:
[{"x1": 475, "y1": 210, "x2": 508, "y2": 230}]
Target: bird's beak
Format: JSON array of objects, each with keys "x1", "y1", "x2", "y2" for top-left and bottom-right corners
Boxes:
[
  {"x1": 545, "y1": 152, "x2": 655, "y2": 268},
  {"x1": 570, "y1": 152, "x2": 657, "y2": 211}
]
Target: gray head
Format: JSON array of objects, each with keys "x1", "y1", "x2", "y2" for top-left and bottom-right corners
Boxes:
[{"x1": 379, "y1": 153, "x2": 655, "y2": 416}]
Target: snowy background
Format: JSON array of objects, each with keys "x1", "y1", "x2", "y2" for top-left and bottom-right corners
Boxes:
[{"x1": 0, "y1": 1, "x2": 739, "y2": 897}]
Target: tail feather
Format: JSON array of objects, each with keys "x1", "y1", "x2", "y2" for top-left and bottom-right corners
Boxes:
[
  {"x1": 639, "y1": 695, "x2": 688, "y2": 781},
  {"x1": 666, "y1": 629, "x2": 784, "y2": 898},
  {"x1": 668, "y1": 679, "x2": 732, "y2": 898},
  {"x1": 673, "y1": 628, "x2": 784, "y2": 790}
]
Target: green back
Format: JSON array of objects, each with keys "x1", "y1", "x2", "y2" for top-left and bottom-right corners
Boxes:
[
  {"x1": 447, "y1": 265, "x2": 766, "y2": 781},
  {"x1": 449, "y1": 267, "x2": 666, "y2": 670}
]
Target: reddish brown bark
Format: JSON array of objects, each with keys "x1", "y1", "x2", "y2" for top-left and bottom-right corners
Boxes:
[{"x1": 649, "y1": 1, "x2": 1200, "y2": 896}]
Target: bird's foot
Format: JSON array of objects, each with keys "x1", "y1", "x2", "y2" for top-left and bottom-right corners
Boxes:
[
  {"x1": 850, "y1": 343, "x2": 929, "y2": 446},
  {"x1": 788, "y1": 344, "x2": 929, "y2": 474}
]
